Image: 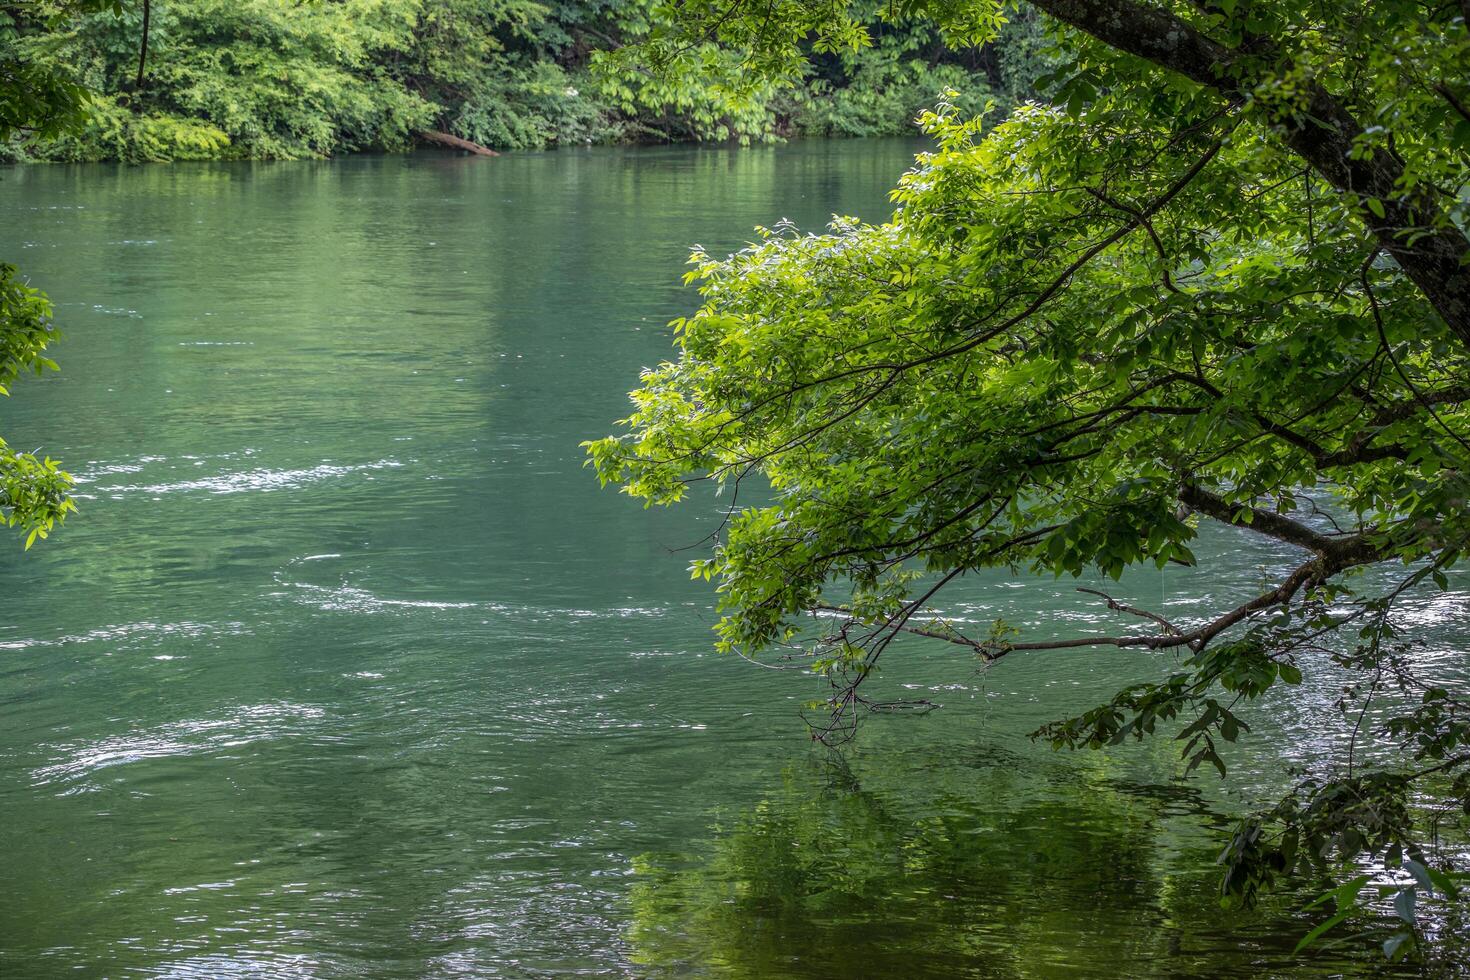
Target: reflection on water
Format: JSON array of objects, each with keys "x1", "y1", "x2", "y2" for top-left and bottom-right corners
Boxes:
[
  {"x1": 0, "y1": 143, "x2": 1465, "y2": 976},
  {"x1": 628, "y1": 757, "x2": 1419, "y2": 979}
]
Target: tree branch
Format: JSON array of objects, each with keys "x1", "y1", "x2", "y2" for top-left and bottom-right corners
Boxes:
[
  {"x1": 810, "y1": 603, "x2": 990, "y2": 653},
  {"x1": 135, "y1": 0, "x2": 151, "y2": 92},
  {"x1": 1027, "y1": 0, "x2": 1470, "y2": 349},
  {"x1": 1076, "y1": 586, "x2": 1182, "y2": 634},
  {"x1": 1180, "y1": 483, "x2": 1345, "y2": 554},
  {"x1": 991, "y1": 552, "x2": 1340, "y2": 655}
]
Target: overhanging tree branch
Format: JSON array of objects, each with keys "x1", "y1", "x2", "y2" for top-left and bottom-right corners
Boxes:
[{"x1": 1027, "y1": 0, "x2": 1470, "y2": 349}]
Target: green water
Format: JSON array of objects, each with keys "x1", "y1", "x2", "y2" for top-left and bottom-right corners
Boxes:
[{"x1": 0, "y1": 142, "x2": 1459, "y2": 977}]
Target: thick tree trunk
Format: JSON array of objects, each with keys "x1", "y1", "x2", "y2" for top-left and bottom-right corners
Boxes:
[
  {"x1": 417, "y1": 130, "x2": 500, "y2": 157},
  {"x1": 1028, "y1": 0, "x2": 1470, "y2": 351},
  {"x1": 135, "y1": 0, "x2": 151, "y2": 91}
]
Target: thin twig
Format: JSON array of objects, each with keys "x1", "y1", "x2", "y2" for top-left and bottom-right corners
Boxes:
[{"x1": 1076, "y1": 587, "x2": 1182, "y2": 634}]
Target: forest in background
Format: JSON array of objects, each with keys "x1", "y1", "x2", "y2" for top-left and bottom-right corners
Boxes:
[{"x1": 0, "y1": 0, "x2": 1049, "y2": 161}]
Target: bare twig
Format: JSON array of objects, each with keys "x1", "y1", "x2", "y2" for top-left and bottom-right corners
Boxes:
[
  {"x1": 810, "y1": 603, "x2": 989, "y2": 653},
  {"x1": 1076, "y1": 587, "x2": 1182, "y2": 634}
]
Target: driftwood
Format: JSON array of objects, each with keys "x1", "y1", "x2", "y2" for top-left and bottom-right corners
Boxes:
[{"x1": 417, "y1": 130, "x2": 499, "y2": 157}]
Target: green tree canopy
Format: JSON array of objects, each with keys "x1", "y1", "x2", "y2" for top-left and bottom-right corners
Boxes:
[
  {"x1": 4, "y1": 0, "x2": 1046, "y2": 159},
  {"x1": 0, "y1": 0, "x2": 102, "y2": 545},
  {"x1": 589, "y1": 0, "x2": 1470, "y2": 956}
]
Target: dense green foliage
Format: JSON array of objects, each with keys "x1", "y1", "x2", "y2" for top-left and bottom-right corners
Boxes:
[
  {"x1": 2, "y1": 0, "x2": 1044, "y2": 161},
  {"x1": 590, "y1": 0, "x2": 1470, "y2": 960},
  {"x1": 0, "y1": 264, "x2": 74, "y2": 547},
  {"x1": 0, "y1": 1, "x2": 92, "y2": 544}
]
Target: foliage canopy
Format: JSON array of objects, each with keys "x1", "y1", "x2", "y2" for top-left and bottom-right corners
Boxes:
[
  {"x1": 3, "y1": 0, "x2": 1046, "y2": 159},
  {"x1": 589, "y1": 0, "x2": 1470, "y2": 957},
  {"x1": 0, "y1": 0, "x2": 99, "y2": 545}
]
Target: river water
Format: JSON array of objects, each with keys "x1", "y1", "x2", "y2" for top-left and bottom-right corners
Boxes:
[{"x1": 0, "y1": 141, "x2": 1462, "y2": 977}]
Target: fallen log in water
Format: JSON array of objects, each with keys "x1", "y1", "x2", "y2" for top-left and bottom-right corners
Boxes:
[{"x1": 417, "y1": 130, "x2": 499, "y2": 157}]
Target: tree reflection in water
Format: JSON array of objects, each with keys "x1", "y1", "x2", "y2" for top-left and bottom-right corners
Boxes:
[{"x1": 627, "y1": 752, "x2": 1435, "y2": 979}]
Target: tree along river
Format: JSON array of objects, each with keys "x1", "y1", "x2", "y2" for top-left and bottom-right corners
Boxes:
[{"x1": 1, "y1": 140, "x2": 1465, "y2": 978}]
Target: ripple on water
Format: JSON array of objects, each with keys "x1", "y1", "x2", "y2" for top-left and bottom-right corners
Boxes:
[
  {"x1": 1396, "y1": 590, "x2": 1470, "y2": 628},
  {"x1": 0, "y1": 619, "x2": 250, "y2": 653},
  {"x1": 271, "y1": 581, "x2": 487, "y2": 614},
  {"x1": 270, "y1": 560, "x2": 674, "y2": 624},
  {"x1": 31, "y1": 702, "x2": 327, "y2": 790},
  {"x1": 123, "y1": 951, "x2": 328, "y2": 978},
  {"x1": 92, "y1": 459, "x2": 404, "y2": 497}
]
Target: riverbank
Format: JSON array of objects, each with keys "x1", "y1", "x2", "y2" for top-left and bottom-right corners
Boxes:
[{"x1": 2, "y1": 1, "x2": 1048, "y2": 164}]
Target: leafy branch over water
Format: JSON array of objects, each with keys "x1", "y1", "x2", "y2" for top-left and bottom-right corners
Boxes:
[
  {"x1": 588, "y1": 0, "x2": 1470, "y2": 959},
  {"x1": 0, "y1": 2, "x2": 112, "y2": 545}
]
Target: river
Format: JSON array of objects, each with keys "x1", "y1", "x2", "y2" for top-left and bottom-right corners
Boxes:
[{"x1": 0, "y1": 141, "x2": 1460, "y2": 977}]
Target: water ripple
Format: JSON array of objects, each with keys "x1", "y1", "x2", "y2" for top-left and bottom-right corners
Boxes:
[
  {"x1": 0, "y1": 620, "x2": 249, "y2": 652},
  {"x1": 31, "y1": 702, "x2": 327, "y2": 789},
  {"x1": 94, "y1": 459, "x2": 403, "y2": 496}
]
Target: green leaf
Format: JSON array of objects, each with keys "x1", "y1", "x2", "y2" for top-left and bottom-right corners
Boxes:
[
  {"x1": 1424, "y1": 865, "x2": 1461, "y2": 900},
  {"x1": 1393, "y1": 885, "x2": 1416, "y2": 924},
  {"x1": 1383, "y1": 932, "x2": 1413, "y2": 961},
  {"x1": 1294, "y1": 907, "x2": 1355, "y2": 953},
  {"x1": 1403, "y1": 859, "x2": 1433, "y2": 895}
]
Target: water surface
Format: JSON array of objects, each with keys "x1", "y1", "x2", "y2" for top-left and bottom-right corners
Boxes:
[{"x1": 0, "y1": 141, "x2": 1462, "y2": 977}]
